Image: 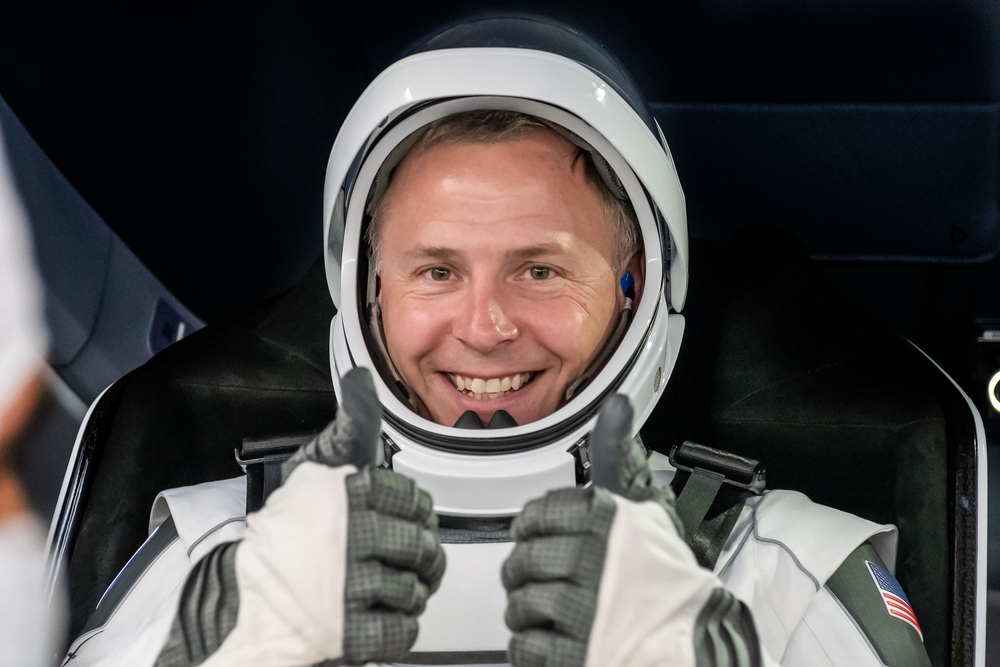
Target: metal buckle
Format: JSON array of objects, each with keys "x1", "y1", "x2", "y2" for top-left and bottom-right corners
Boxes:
[
  {"x1": 668, "y1": 441, "x2": 766, "y2": 495},
  {"x1": 234, "y1": 433, "x2": 315, "y2": 467}
]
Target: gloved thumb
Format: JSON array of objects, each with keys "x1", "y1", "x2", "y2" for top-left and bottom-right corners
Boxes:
[
  {"x1": 338, "y1": 367, "x2": 382, "y2": 469},
  {"x1": 282, "y1": 367, "x2": 382, "y2": 480},
  {"x1": 589, "y1": 394, "x2": 635, "y2": 496},
  {"x1": 589, "y1": 394, "x2": 679, "y2": 535}
]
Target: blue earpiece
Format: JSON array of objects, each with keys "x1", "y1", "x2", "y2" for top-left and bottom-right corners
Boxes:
[
  {"x1": 620, "y1": 271, "x2": 635, "y2": 309},
  {"x1": 620, "y1": 271, "x2": 635, "y2": 296}
]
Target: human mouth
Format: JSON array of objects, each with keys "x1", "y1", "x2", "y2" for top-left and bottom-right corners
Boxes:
[{"x1": 447, "y1": 372, "x2": 535, "y2": 401}]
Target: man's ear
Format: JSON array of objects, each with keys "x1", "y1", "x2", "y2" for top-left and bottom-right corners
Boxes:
[{"x1": 624, "y1": 249, "x2": 645, "y2": 305}]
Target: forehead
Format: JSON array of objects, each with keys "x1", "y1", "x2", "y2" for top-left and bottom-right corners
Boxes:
[
  {"x1": 377, "y1": 131, "x2": 615, "y2": 256},
  {"x1": 395, "y1": 126, "x2": 581, "y2": 187}
]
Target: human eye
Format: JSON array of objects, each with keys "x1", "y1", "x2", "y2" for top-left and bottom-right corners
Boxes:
[
  {"x1": 524, "y1": 265, "x2": 554, "y2": 280},
  {"x1": 425, "y1": 267, "x2": 451, "y2": 281}
]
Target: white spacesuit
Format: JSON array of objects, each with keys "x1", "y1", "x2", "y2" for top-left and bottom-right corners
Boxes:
[{"x1": 61, "y1": 17, "x2": 931, "y2": 667}]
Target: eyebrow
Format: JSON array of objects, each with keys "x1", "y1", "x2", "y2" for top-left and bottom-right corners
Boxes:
[
  {"x1": 401, "y1": 246, "x2": 464, "y2": 262},
  {"x1": 401, "y1": 243, "x2": 570, "y2": 263},
  {"x1": 503, "y1": 243, "x2": 571, "y2": 263}
]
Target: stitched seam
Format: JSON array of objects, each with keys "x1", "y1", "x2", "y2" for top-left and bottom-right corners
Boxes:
[
  {"x1": 752, "y1": 537, "x2": 795, "y2": 640},
  {"x1": 65, "y1": 535, "x2": 180, "y2": 658},
  {"x1": 256, "y1": 335, "x2": 332, "y2": 377},
  {"x1": 824, "y1": 586, "x2": 888, "y2": 666},
  {"x1": 715, "y1": 515, "x2": 755, "y2": 579},
  {"x1": 715, "y1": 525, "x2": 753, "y2": 578},
  {"x1": 720, "y1": 355, "x2": 854, "y2": 415},
  {"x1": 187, "y1": 517, "x2": 247, "y2": 557},
  {"x1": 99, "y1": 535, "x2": 180, "y2": 628},
  {"x1": 797, "y1": 615, "x2": 838, "y2": 667},
  {"x1": 750, "y1": 502, "x2": 821, "y2": 591}
]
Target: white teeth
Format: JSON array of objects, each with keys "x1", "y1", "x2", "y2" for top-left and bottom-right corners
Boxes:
[{"x1": 452, "y1": 372, "x2": 533, "y2": 400}]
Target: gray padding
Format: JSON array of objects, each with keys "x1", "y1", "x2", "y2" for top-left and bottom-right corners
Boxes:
[
  {"x1": 826, "y1": 542, "x2": 931, "y2": 667},
  {"x1": 344, "y1": 466, "x2": 445, "y2": 664},
  {"x1": 693, "y1": 587, "x2": 761, "y2": 667},
  {"x1": 154, "y1": 540, "x2": 240, "y2": 667},
  {"x1": 503, "y1": 487, "x2": 617, "y2": 667}
]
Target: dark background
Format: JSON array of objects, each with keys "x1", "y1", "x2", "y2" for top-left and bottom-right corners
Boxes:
[
  {"x1": 1, "y1": 0, "x2": 997, "y2": 499},
  {"x1": 0, "y1": 2, "x2": 996, "y2": 322},
  {"x1": 0, "y1": 0, "x2": 998, "y2": 662}
]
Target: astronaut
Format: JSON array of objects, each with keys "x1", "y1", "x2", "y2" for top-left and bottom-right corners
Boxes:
[{"x1": 62, "y1": 17, "x2": 931, "y2": 667}]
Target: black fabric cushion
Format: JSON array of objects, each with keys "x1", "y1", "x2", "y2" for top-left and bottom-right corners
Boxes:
[
  {"x1": 65, "y1": 259, "x2": 337, "y2": 636},
  {"x1": 643, "y1": 226, "x2": 949, "y2": 664},
  {"x1": 66, "y1": 230, "x2": 953, "y2": 666}
]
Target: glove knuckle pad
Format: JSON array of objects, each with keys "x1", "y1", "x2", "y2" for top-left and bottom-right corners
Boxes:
[
  {"x1": 502, "y1": 536, "x2": 582, "y2": 590},
  {"x1": 508, "y1": 630, "x2": 588, "y2": 667},
  {"x1": 343, "y1": 611, "x2": 419, "y2": 663},
  {"x1": 346, "y1": 562, "x2": 428, "y2": 615},
  {"x1": 512, "y1": 489, "x2": 595, "y2": 541},
  {"x1": 506, "y1": 582, "x2": 595, "y2": 638},
  {"x1": 349, "y1": 511, "x2": 444, "y2": 586}
]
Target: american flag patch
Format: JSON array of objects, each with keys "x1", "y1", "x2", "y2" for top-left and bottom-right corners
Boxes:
[{"x1": 866, "y1": 560, "x2": 922, "y2": 641}]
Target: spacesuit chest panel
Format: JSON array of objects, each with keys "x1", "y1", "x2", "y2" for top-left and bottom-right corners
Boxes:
[
  {"x1": 406, "y1": 541, "x2": 515, "y2": 660},
  {"x1": 153, "y1": 476, "x2": 519, "y2": 665}
]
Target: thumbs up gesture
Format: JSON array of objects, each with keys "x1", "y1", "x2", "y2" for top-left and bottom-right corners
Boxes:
[
  {"x1": 156, "y1": 369, "x2": 446, "y2": 667},
  {"x1": 501, "y1": 394, "x2": 762, "y2": 667}
]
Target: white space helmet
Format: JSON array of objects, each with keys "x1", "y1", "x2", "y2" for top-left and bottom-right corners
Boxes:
[{"x1": 323, "y1": 16, "x2": 688, "y2": 516}]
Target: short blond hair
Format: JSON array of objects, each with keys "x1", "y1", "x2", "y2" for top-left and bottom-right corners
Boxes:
[{"x1": 365, "y1": 110, "x2": 641, "y2": 271}]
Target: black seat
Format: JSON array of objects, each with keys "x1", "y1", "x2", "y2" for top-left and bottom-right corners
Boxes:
[
  {"x1": 50, "y1": 227, "x2": 981, "y2": 666},
  {"x1": 51, "y1": 259, "x2": 338, "y2": 637},
  {"x1": 646, "y1": 226, "x2": 978, "y2": 667}
]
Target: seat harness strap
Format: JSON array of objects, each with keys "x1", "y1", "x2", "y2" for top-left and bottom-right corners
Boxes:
[
  {"x1": 669, "y1": 441, "x2": 766, "y2": 537},
  {"x1": 236, "y1": 433, "x2": 315, "y2": 513},
  {"x1": 675, "y1": 468, "x2": 727, "y2": 536}
]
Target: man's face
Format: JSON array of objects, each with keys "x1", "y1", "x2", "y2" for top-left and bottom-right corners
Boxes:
[{"x1": 377, "y1": 129, "x2": 639, "y2": 427}]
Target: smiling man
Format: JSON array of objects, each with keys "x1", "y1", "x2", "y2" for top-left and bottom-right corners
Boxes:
[
  {"x1": 62, "y1": 18, "x2": 934, "y2": 667},
  {"x1": 371, "y1": 111, "x2": 642, "y2": 428}
]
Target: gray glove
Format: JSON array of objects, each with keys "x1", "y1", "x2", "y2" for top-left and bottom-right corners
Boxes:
[
  {"x1": 155, "y1": 368, "x2": 445, "y2": 667},
  {"x1": 502, "y1": 395, "x2": 761, "y2": 667}
]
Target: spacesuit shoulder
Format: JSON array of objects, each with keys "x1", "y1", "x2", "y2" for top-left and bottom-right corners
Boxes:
[
  {"x1": 64, "y1": 477, "x2": 248, "y2": 667},
  {"x1": 148, "y1": 475, "x2": 248, "y2": 562},
  {"x1": 714, "y1": 489, "x2": 898, "y2": 661}
]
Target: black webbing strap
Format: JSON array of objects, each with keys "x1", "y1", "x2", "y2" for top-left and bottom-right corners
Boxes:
[
  {"x1": 237, "y1": 433, "x2": 316, "y2": 513},
  {"x1": 669, "y1": 441, "x2": 766, "y2": 536},
  {"x1": 675, "y1": 468, "x2": 726, "y2": 536}
]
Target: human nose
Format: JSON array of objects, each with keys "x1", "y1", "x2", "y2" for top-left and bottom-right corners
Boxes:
[{"x1": 453, "y1": 282, "x2": 519, "y2": 352}]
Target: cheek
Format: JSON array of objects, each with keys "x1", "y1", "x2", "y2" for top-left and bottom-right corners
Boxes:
[
  {"x1": 518, "y1": 293, "x2": 615, "y2": 366},
  {"x1": 380, "y1": 292, "x2": 451, "y2": 376}
]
